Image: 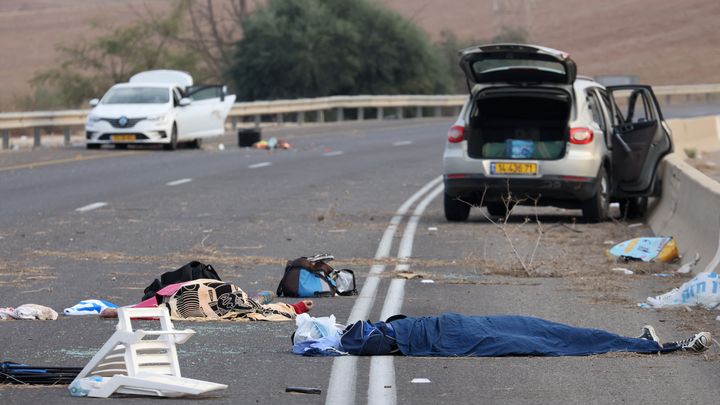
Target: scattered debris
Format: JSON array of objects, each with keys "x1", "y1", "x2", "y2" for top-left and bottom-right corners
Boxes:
[
  {"x1": 0, "y1": 304, "x2": 58, "y2": 320},
  {"x1": 677, "y1": 252, "x2": 701, "y2": 274},
  {"x1": 286, "y1": 387, "x2": 322, "y2": 395},
  {"x1": 64, "y1": 300, "x2": 118, "y2": 316},
  {"x1": 608, "y1": 237, "x2": 679, "y2": 263},
  {"x1": 427, "y1": 227, "x2": 438, "y2": 231},
  {"x1": 627, "y1": 223, "x2": 643, "y2": 228},
  {"x1": 411, "y1": 378, "x2": 431, "y2": 384},
  {"x1": 218, "y1": 143, "x2": 225, "y2": 151},
  {"x1": 603, "y1": 240, "x2": 615, "y2": 245},
  {"x1": 254, "y1": 137, "x2": 292, "y2": 150},
  {"x1": 0, "y1": 362, "x2": 82, "y2": 385},
  {"x1": 611, "y1": 268, "x2": 634, "y2": 275},
  {"x1": 642, "y1": 271, "x2": 720, "y2": 309},
  {"x1": 420, "y1": 280, "x2": 435, "y2": 284},
  {"x1": 652, "y1": 274, "x2": 673, "y2": 277}
]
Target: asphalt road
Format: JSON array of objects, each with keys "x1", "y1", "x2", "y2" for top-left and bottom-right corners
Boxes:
[{"x1": 0, "y1": 119, "x2": 718, "y2": 404}]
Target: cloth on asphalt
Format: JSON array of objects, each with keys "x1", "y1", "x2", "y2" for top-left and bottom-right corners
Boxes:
[
  {"x1": 0, "y1": 304, "x2": 58, "y2": 320},
  {"x1": 147, "y1": 279, "x2": 300, "y2": 322},
  {"x1": 64, "y1": 300, "x2": 118, "y2": 316},
  {"x1": 388, "y1": 313, "x2": 664, "y2": 357}
]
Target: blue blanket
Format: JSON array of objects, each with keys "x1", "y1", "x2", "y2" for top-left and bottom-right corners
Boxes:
[{"x1": 389, "y1": 314, "x2": 662, "y2": 357}]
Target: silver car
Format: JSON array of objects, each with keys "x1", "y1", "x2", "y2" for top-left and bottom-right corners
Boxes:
[{"x1": 442, "y1": 44, "x2": 673, "y2": 222}]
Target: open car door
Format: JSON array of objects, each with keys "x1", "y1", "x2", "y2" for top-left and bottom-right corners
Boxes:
[
  {"x1": 607, "y1": 85, "x2": 673, "y2": 196},
  {"x1": 180, "y1": 85, "x2": 236, "y2": 138}
]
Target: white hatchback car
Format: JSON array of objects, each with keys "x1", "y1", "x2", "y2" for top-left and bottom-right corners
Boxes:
[
  {"x1": 443, "y1": 44, "x2": 673, "y2": 222},
  {"x1": 85, "y1": 70, "x2": 236, "y2": 150}
]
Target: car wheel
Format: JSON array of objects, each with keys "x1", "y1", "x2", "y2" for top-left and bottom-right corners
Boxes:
[
  {"x1": 164, "y1": 124, "x2": 178, "y2": 151},
  {"x1": 581, "y1": 167, "x2": 610, "y2": 223},
  {"x1": 486, "y1": 202, "x2": 508, "y2": 218},
  {"x1": 114, "y1": 143, "x2": 128, "y2": 150},
  {"x1": 619, "y1": 196, "x2": 648, "y2": 219},
  {"x1": 191, "y1": 138, "x2": 203, "y2": 149},
  {"x1": 444, "y1": 193, "x2": 470, "y2": 222},
  {"x1": 86, "y1": 143, "x2": 100, "y2": 150}
]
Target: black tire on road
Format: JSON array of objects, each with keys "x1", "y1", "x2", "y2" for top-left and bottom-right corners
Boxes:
[
  {"x1": 191, "y1": 138, "x2": 203, "y2": 149},
  {"x1": 164, "y1": 124, "x2": 178, "y2": 151},
  {"x1": 486, "y1": 202, "x2": 509, "y2": 218},
  {"x1": 86, "y1": 143, "x2": 100, "y2": 150},
  {"x1": 619, "y1": 196, "x2": 648, "y2": 219},
  {"x1": 581, "y1": 166, "x2": 610, "y2": 223},
  {"x1": 444, "y1": 193, "x2": 470, "y2": 222}
]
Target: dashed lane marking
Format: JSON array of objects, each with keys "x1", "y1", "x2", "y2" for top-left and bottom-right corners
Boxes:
[
  {"x1": 248, "y1": 162, "x2": 272, "y2": 169},
  {"x1": 166, "y1": 178, "x2": 192, "y2": 186},
  {"x1": 75, "y1": 202, "x2": 108, "y2": 212},
  {"x1": 392, "y1": 141, "x2": 413, "y2": 146},
  {"x1": 323, "y1": 151, "x2": 344, "y2": 157}
]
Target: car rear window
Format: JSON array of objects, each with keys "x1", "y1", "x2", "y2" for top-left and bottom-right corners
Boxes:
[
  {"x1": 102, "y1": 87, "x2": 169, "y2": 104},
  {"x1": 472, "y1": 58, "x2": 566, "y2": 76}
]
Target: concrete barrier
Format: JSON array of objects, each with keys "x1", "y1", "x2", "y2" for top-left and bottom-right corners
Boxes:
[
  {"x1": 648, "y1": 115, "x2": 720, "y2": 274},
  {"x1": 666, "y1": 115, "x2": 720, "y2": 154}
]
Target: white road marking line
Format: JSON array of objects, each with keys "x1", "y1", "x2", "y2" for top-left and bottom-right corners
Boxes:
[
  {"x1": 325, "y1": 175, "x2": 442, "y2": 405},
  {"x1": 248, "y1": 162, "x2": 272, "y2": 169},
  {"x1": 75, "y1": 202, "x2": 108, "y2": 212},
  {"x1": 392, "y1": 141, "x2": 413, "y2": 146},
  {"x1": 166, "y1": 178, "x2": 192, "y2": 186},
  {"x1": 368, "y1": 183, "x2": 443, "y2": 405},
  {"x1": 324, "y1": 151, "x2": 344, "y2": 157}
]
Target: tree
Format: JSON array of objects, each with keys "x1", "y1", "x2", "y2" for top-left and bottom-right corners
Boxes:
[
  {"x1": 28, "y1": 2, "x2": 202, "y2": 109},
  {"x1": 228, "y1": 0, "x2": 450, "y2": 100}
]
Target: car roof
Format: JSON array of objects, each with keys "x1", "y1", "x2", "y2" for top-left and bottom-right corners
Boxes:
[{"x1": 110, "y1": 83, "x2": 173, "y2": 89}]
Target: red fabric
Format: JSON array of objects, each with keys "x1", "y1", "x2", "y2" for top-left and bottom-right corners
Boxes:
[{"x1": 291, "y1": 301, "x2": 310, "y2": 314}]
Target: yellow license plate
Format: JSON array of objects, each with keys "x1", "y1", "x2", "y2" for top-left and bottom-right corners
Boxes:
[
  {"x1": 491, "y1": 162, "x2": 538, "y2": 175},
  {"x1": 111, "y1": 134, "x2": 136, "y2": 142}
]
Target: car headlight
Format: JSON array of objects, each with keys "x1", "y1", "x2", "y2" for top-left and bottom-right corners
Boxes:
[
  {"x1": 87, "y1": 114, "x2": 102, "y2": 123},
  {"x1": 146, "y1": 113, "x2": 169, "y2": 123}
]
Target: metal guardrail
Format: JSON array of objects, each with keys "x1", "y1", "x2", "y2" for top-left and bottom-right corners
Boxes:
[{"x1": 2, "y1": 85, "x2": 720, "y2": 149}]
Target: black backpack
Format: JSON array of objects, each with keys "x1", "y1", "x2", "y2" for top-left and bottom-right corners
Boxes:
[{"x1": 142, "y1": 261, "x2": 221, "y2": 301}]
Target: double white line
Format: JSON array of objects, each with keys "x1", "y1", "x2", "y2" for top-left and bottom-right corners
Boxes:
[{"x1": 325, "y1": 175, "x2": 444, "y2": 405}]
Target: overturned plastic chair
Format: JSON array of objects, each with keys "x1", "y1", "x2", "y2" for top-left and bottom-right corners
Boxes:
[{"x1": 69, "y1": 307, "x2": 227, "y2": 398}]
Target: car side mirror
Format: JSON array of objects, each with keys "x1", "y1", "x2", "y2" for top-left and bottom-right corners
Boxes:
[
  {"x1": 89, "y1": 98, "x2": 100, "y2": 107},
  {"x1": 179, "y1": 98, "x2": 191, "y2": 107}
]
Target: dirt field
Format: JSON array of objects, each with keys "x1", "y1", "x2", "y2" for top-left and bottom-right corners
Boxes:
[{"x1": 1, "y1": 0, "x2": 719, "y2": 110}]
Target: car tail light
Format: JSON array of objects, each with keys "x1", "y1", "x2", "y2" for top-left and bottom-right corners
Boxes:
[
  {"x1": 447, "y1": 125, "x2": 465, "y2": 143},
  {"x1": 569, "y1": 127, "x2": 594, "y2": 144}
]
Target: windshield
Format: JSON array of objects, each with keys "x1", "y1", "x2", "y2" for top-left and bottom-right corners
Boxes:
[{"x1": 101, "y1": 87, "x2": 169, "y2": 104}]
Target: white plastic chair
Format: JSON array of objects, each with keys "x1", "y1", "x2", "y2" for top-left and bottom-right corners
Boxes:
[{"x1": 69, "y1": 307, "x2": 227, "y2": 398}]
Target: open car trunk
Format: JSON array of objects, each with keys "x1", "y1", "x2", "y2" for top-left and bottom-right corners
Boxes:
[{"x1": 467, "y1": 88, "x2": 572, "y2": 160}]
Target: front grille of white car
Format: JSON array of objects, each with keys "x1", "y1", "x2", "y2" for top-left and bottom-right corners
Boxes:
[{"x1": 100, "y1": 117, "x2": 145, "y2": 128}]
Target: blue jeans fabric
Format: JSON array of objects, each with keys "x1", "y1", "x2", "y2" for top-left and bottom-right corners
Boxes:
[{"x1": 390, "y1": 314, "x2": 665, "y2": 357}]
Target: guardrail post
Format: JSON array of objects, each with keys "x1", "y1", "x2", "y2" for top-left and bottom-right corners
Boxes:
[
  {"x1": 33, "y1": 127, "x2": 41, "y2": 148},
  {"x1": 254, "y1": 115, "x2": 261, "y2": 128},
  {"x1": 277, "y1": 113, "x2": 284, "y2": 125},
  {"x1": 2, "y1": 130, "x2": 8, "y2": 150},
  {"x1": 298, "y1": 111, "x2": 305, "y2": 125},
  {"x1": 377, "y1": 107, "x2": 383, "y2": 120},
  {"x1": 337, "y1": 108, "x2": 344, "y2": 122},
  {"x1": 318, "y1": 110, "x2": 325, "y2": 123},
  {"x1": 398, "y1": 107, "x2": 404, "y2": 119},
  {"x1": 358, "y1": 107, "x2": 364, "y2": 121},
  {"x1": 231, "y1": 117, "x2": 238, "y2": 131},
  {"x1": 434, "y1": 106, "x2": 442, "y2": 117},
  {"x1": 415, "y1": 106, "x2": 422, "y2": 118},
  {"x1": 63, "y1": 127, "x2": 71, "y2": 146}
]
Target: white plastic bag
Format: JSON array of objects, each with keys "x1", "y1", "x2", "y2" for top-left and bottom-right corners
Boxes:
[
  {"x1": 642, "y1": 271, "x2": 720, "y2": 309},
  {"x1": 293, "y1": 313, "x2": 343, "y2": 344}
]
